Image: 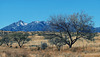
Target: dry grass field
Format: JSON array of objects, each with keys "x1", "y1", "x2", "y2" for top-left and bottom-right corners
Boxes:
[{"x1": 0, "y1": 31, "x2": 100, "y2": 57}]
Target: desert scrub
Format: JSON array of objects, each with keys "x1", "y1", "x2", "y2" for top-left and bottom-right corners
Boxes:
[
  {"x1": 41, "y1": 43, "x2": 48, "y2": 50},
  {"x1": 4, "y1": 50, "x2": 30, "y2": 57}
]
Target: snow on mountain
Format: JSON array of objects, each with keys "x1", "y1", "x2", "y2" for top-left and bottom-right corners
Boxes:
[
  {"x1": 34, "y1": 21, "x2": 40, "y2": 23},
  {"x1": 0, "y1": 20, "x2": 49, "y2": 31},
  {"x1": 23, "y1": 21, "x2": 49, "y2": 31},
  {"x1": 16, "y1": 20, "x2": 27, "y2": 26},
  {"x1": 0, "y1": 20, "x2": 28, "y2": 31},
  {"x1": 1, "y1": 20, "x2": 100, "y2": 32}
]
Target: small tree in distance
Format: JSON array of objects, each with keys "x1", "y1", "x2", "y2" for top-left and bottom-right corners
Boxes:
[
  {"x1": 0, "y1": 34, "x2": 12, "y2": 46},
  {"x1": 49, "y1": 12, "x2": 96, "y2": 48},
  {"x1": 11, "y1": 32, "x2": 31, "y2": 48},
  {"x1": 49, "y1": 37, "x2": 65, "y2": 51},
  {"x1": 0, "y1": 35, "x2": 11, "y2": 46}
]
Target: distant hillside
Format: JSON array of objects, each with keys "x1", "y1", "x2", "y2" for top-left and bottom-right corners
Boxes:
[
  {"x1": 95, "y1": 27, "x2": 100, "y2": 32},
  {"x1": 0, "y1": 20, "x2": 49, "y2": 31},
  {"x1": 1, "y1": 20, "x2": 100, "y2": 32}
]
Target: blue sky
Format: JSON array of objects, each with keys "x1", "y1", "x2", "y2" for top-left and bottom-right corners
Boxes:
[{"x1": 0, "y1": 0, "x2": 100, "y2": 28}]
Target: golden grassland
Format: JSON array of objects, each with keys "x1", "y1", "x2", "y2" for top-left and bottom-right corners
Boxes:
[{"x1": 0, "y1": 32, "x2": 100, "y2": 57}]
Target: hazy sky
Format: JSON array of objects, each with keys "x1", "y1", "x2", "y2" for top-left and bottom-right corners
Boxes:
[{"x1": 0, "y1": 0, "x2": 100, "y2": 28}]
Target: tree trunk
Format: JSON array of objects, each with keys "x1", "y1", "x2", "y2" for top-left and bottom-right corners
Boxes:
[
  {"x1": 57, "y1": 46, "x2": 61, "y2": 51},
  {"x1": 18, "y1": 42, "x2": 22, "y2": 48},
  {"x1": 19, "y1": 46, "x2": 22, "y2": 48},
  {"x1": 7, "y1": 43, "x2": 9, "y2": 47},
  {"x1": 18, "y1": 42, "x2": 24, "y2": 48},
  {"x1": 69, "y1": 44, "x2": 72, "y2": 48}
]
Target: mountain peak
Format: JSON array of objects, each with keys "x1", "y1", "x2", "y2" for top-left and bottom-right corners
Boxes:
[
  {"x1": 0, "y1": 21, "x2": 49, "y2": 31},
  {"x1": 16, "y1": 20, "x2": 27, "y2": 26},
  {"x1": 35, "y1": 21, "x2": 40, "y2": 23},
  {"x1": 18, "y1": 20, "x2": 23, "y2": 22},
  {"x1": 31, "y1": 21, "x2": 40, "y2": 23},
  {"x1": 0, "y1": 20, "x2": 100, "y2": 32}
]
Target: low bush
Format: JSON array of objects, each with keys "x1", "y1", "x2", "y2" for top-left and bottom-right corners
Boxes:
[{"x1": 41, "y1": 43, "x2": 48, "y2": 50}]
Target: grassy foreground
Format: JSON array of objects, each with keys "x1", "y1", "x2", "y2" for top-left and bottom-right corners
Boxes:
[{"x1": 0, "y1": 31, "x2": 100, "y2": 57}]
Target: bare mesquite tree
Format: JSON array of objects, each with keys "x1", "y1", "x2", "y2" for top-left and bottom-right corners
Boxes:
[
  {"x1": 11, "y1": 32, "x2": 31, "y2": 48},
  {"x1": 49, "y1": 12, "x2": 96, "y2": 48},
  {"x1": 0, "y1": 34, "x2": 13, "y2": 46}
]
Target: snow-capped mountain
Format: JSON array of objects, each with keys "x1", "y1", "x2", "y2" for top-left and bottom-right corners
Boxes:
[
  {"x1": 0, "y1": 20, "x2": 49, "y2": 31},
  {"x1": 1, "y1": 20, "x2": 28, "y2": 31},
  {"x1": 23, "y1": 21, "x2": 49, "y2": 31},
  {"x1": 16, "y1": 20, "x2": 27, "y2": 26},
  {"x1": 1, "y1": 20, "x2": 100, "y2": 32}
]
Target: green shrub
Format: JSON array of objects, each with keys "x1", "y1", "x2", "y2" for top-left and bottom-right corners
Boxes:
[{"x1": 41, "y1": 43, "x2": 48, "y2": 50}]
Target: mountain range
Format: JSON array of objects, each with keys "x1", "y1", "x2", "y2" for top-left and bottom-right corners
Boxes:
[
  {"x1": 0, "y1": 20, "x2": 49, "y2": 31},
  {"x1": 0, "y1": 20, "x2": 100, "y2": 32}
]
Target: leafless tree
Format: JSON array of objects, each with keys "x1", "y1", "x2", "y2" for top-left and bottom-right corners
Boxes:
[
  {"x1": 0, "y1": 34, "x2": 13, "y2": 46},
  {"x1": 11, "y1": 32, "x2": 31, "y2": 48},
  {"x1": 48, "y1": 12, "x2": 96, "y2": 48}
]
